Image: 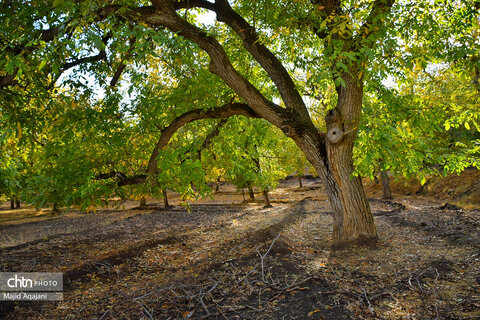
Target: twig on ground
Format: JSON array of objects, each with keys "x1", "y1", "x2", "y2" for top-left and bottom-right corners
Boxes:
[
  {"x1": 256, "y1": 233, "x2": 281, "y2": 282},
  {"x1": 98, "y1": 308, "x2": 111, "y2": 320}
]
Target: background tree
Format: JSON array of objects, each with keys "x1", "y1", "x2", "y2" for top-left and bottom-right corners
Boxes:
[
  {"x1": 354, "y1": 69, "x2": 480, "y2": 197},
  {"x1": 210, "y1": 117, "x2": 289, "y2": 207}
]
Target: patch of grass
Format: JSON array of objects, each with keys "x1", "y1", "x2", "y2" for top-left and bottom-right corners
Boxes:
[{"x1": 0, "y1": 207, "x2": 58, "y2": 224}]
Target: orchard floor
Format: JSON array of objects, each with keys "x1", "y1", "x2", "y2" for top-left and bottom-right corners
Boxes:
[{"x1": 0, "y1": 178, "x2": 479, "y2": 319}]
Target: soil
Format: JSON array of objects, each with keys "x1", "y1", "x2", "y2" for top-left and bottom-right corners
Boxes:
[{"x1": 0, "y1": 176, "x2": 479, "y2": 319}]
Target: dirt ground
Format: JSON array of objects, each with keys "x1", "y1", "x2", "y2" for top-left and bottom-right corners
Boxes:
[{"x1": 0, "y1": 177, "x2": 479, "y2": 319}]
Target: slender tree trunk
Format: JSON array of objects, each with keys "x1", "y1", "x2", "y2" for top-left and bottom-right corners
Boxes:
[
  {"x1": 262, "y1": 190, "x2": 272, "y2": 208},
  {"x1": 10, "y1": 198, "x2": 14, "y2": 209},
  {"x1": 140, "y1": 197, "x2": 147, "y2": 207},
  {"x1": 162, "y1": 189, "x2": 170, "y2": 208},
  {"x1": 52, "y1": 202, "x2": 59, "y2": 213},
  {"x1": 293, "y1": 74, "x2": 377, "y2": 249},
  {"x1": 15, "y1": 198, "x2": 20, "y2": 208},
  {"x1": 215, "y1": 178, "x2": 220, "y2": 192},
  {"x1": 380, "y1": 170, "x2": 393, "y2": 199},
  {"x1": 248, "y1": 185, "x2": 255, "y2": 201},
  {"x1": 297, "y1": 176, "x2": 303, "y2": 188}
]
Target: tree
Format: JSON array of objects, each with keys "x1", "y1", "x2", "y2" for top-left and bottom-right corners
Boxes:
[
  {"x1": 2, "y1": 0, "x2": 478, "y2": 247},
  {"x1": 209, "y1": 117, "x2": 289, "y2": 207},
  {"x1": 354, "y1": 68, "x2": 480, "y2": 195}
]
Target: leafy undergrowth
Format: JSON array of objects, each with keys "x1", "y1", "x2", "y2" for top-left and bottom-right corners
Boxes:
[{"x1": 0, "y1": 181, "x2": 479, "y2": 319}]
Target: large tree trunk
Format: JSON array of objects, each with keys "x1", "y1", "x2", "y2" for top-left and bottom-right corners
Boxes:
[
  {"x1": 10, "y1": 198, "x2": 14, "y2": 209},
  {"x1": 15, "y1": 198, "x2": 20, "y2": 208},
  {"x1": 380, "y1": 170, "x2": 393, "y2": 199},
  {"x1": 294, "y1": 74, "x2": 377, "y2": 249}
]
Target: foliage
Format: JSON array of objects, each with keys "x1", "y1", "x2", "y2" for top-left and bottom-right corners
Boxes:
[
  {"x1": 355, "y1": 68, "x2": 480, "y2": 183},
  {"x1": 209, "y1": 117, "x2": 290, "y2": 192}
]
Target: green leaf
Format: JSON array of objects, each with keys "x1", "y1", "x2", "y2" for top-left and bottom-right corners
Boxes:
[
  {"x1": 53, "y1": 0, "x2": 64, "y2": 7},
  {"x1": 38, "y1": 58, "x2": 47, "y2": 71},
  {"x1": 92, "y1": 35, "x2": 105, "y2": 51}
]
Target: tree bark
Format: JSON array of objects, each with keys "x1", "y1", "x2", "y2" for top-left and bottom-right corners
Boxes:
[
  {"x1": 15, "y1": 198, "x2": 20, "y2": 208},
  {"x1": 297, "y1": 176, "x2": 303, "y2": 188},
  {"x1": 247, "y1": 186, "x2": 255, "y2": 201},
  {"x1": 10, "y1": 198, "x2": 14, "y2": 209},
  {"x1": 291, "y1": 75, "x2": 377, "y2": 249},
  {"x1": 162, "y1": 189, "x2": 170, "y2": 208},
  {"x1": 262, "y1": 190, "x2": 272, "y2": 208},
  {"x1": 380, "y1": 170, "x2": 393, "y2": 199}
]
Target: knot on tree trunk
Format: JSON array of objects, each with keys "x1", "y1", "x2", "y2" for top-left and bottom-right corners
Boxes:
[
  {"x1": 327, "y1": 126, "x2": 344, "y2": 144},
  {"x1": 281, "y1": 125, "x2": 292, "y2": 136}
]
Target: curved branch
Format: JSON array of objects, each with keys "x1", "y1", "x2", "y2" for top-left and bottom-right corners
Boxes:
[
  {"x1": 129, "y1": 2, "x2": 287, "y2": 130},
  {"x1": 96, "y1": 118, "x2": 228, "y2": 187},
  {"x1": 175, "y1": 0, "x2": 313, "y2": 124},
  {"x1": 147, "y1": 103, "x2": 259, "y2": 174},
  {"x1": 0, "y1": 24, "x2": 69, "y2": 88}
]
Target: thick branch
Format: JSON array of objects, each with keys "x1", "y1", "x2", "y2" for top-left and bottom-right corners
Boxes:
[
  {"x1": 62, "y1": 50, "x2": 107, "y2": 70},
  {"x1": 96, "y1": 171, "x2": 128, "y2": 180},
  {"x1": 175, "y1": 0, "x2": 313, "y2": 124},
  {"x1": 130, "y1": 2, "x2": 288, "y2": 131},
  {"x1": 147, "y1": 103, "x2": 259, "y2": 174},
  {"x1": 117, "y1": 174, "x2": 147, "y2": 186}
]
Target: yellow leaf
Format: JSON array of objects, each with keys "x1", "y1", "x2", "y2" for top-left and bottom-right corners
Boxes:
[
  {"x1": 17, "y1": 122, "x2": 22, "y2": 139},
  {"x1": 308, "y1": 309, "x2": 321, "y2": 317}
]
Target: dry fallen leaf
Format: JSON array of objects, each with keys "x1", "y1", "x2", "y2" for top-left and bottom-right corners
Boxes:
[{"x1": 308, "y1": 309, "x2": 321, "y2": 317}]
